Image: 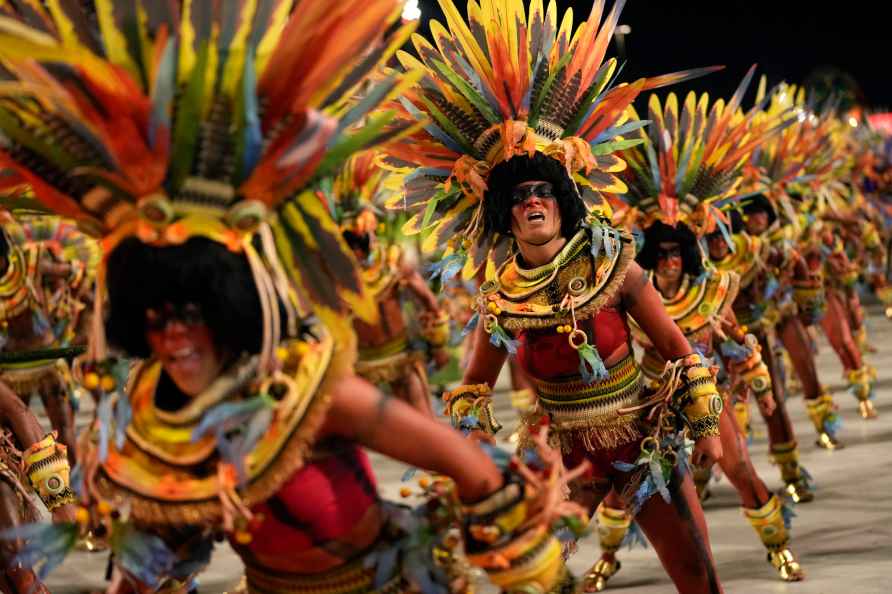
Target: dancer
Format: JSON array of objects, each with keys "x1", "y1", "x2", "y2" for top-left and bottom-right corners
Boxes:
[
  {"x1": 584, "y1": 79, "x2": 802, "y2": 589},
  {"x1": 0, "y1": 217, "x2": 94, "y2": 464},
  {"x1": 1, "y1": 380, "x2": 76, "y2": 594},
  {"x1": 0, "y1": 2, "x2": 581, "y2": 593},
  {"x1": 384, "y1": 1, "x2": 728, "y2": 591},
  {"x1": 330, "y1": 153, "x2": 449, "y2": 417}
]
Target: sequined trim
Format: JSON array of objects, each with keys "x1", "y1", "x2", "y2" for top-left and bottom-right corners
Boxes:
[{"x1": 533, "y1": 354, "x2": 643, "y2": 451}]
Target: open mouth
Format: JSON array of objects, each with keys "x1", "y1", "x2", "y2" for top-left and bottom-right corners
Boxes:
[{"x1": 526, "y1": 211, "x2": 546, "y2": 223}]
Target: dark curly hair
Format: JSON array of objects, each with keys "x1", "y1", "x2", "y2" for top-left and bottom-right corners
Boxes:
[
  {"x1": 0, "y1": 227, "x2": 9, "y2": 261},
  {"x1": 741, "y1": 193, "x2": 777, "y2": 226},
  {"x1": 105, "y1": 237, "x2": 267, "y2": 359},
  {"x1": 483, "y1": 153, "x2": 587, "y2": 238},
  {"x1": 636, "y1": 221, "x2": 703, "y2": 278}
]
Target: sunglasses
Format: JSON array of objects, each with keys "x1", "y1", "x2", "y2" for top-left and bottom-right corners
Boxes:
[
  {"x1": 656, "y1": 246, "x2": 682, "y2": 260},
  {"x1": 145, "y1": 303, "x2": 204, "y2": 332},
  {"x1": 511, "y1": 182, "x2": 554, "y2": 205}
]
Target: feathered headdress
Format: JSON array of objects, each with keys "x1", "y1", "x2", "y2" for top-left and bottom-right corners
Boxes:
[
  {"x1": 381, "y1": 0, "x2": 719, "y2": 278},
  {"x1": 0, "y1": 0, "x2": 420, "y2": 363},
  {"x1": 785, "y1": 96, "x2": 852, "y2": 217},
  {"x1": 619, "y1": 67, "x2": 794, "y2": 240},
  {"x1": 323, "y1": 150, "x2": 402, "y2": 241},
  {"x1": 742, "y1": 80, "x2": 839, "y2": 226}
]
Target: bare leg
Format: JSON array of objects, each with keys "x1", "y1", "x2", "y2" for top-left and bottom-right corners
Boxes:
[
  {"x1": 755, "y1": 329, "x2": 815, "y2": 500},
  {"x1": 779, "y1": 316, "x2": 842, "y2": 447},
  {"x1": 820, "y1": 290, "x2": 862, "y2": 372},
  {"x1": 821, "y1": 290, "x2": 877, "y2": 418},
  {"x1": 778, "y1": 317, "x2": 822, "y2": 401},
  {"x1": 716, "y1": 405, "x2": 771, "y2": 509},
  {"x1": 0, "y1": 482, "x2": 49, "y2": 594},
  {"x1": 625, "y1": 467, "x2": 724, "y2": 594},
  {"x1": 753, "y1": 331, "x2": 796, "y2": 443}
]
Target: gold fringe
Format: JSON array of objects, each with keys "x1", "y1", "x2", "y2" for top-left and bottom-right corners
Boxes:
[{"x1": 555, "y1": 420, "x2": 642, "y2": 453}]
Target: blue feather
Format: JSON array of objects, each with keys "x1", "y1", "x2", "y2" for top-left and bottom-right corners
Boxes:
[
  {"x1": 149, "y1": 36, "x2": 177, "y2": 149},
  {"x1": 97, "y1": 392, "x2": 113, "y2": 462},
  {"x1": 241, "y1": 46, "x2": 263, "y2": 177},
  {"x1": 621, "y1": 521, "x2": 648, "y2": 550},
  {"x1": 111, "y1": 523, "x2": 177, "y2": 589}
]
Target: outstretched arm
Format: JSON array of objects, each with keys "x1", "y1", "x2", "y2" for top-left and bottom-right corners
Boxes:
[{"x1": 322, "y1": 375, "x2": 503, "y2": 502}]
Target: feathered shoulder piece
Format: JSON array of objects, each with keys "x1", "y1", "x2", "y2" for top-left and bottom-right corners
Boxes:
[
  {"x1": 0, "y1": 0, "x2": 419, "y2": 322},
  {"x1": 619, "y1": 66, "x2": 794, "y2": 238},
  {"x1": 381, "y1": 0, "x2": 718, "y2": 278}
]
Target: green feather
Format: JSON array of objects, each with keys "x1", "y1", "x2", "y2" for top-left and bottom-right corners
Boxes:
[
  {"x1": 528, "y1": 50, "x2": 574, "y2": 127},
  {"x1": 562, "y1": 59, "x2": 616, "y2": 136},
  {"x1": 430, "y1": 59, "x2": 500, "y2": 125},
  {"x1": 418, "y1": 94, "x2": 477, "y2": 154},
  {"x1": 168, "y1": 41, "x2": 210, "y2": 191},
  {"x1": 591, "y1": 137, "x2": 643, "y2": 156}
]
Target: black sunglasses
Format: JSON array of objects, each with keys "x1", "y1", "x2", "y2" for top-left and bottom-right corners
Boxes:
[
  {"x1": 656, "y1": 246, "x2": 682, "y2": 260},
  {"x1": 145, "y1": 303, "x2": 204, "y2": 332},
  {"x1": 511, "y1": 182, "x2": 554, "y2": 205}
]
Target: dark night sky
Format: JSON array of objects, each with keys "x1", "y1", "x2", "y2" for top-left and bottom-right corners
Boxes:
[{"x1": 415, "y1": 0, "x2": 891, "y2": 109}]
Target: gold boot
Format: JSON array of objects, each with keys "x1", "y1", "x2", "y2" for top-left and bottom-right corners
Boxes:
[
  {"x1": 770, "y1": 441, "x2": 814, "y2": 503},
  {"x1": 692, "y1": 465, "x2": 712, "y2": 502},
  {"x1": 743, "y1": 495, "x2": 805, "y2": 582},
  {"x1": 583, "y1": 505, "x2": 630, "y2": 592},
  {"x1": 847, "y1": 365, "x2": 878, "y2": 419},
  {"x1": 805, "y1": 392, "x2": 843, "y2": 449},
  {"x1": 734, "y1": 400, "x2": 752, "y2": 441}
]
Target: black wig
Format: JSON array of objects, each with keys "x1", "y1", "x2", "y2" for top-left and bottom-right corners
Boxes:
[
  {"x1": 0, "y1": 227, "x2": 9, "y2": 261},
  {"x1": 741, "y1": 193, "x2": 777, "y2": 226},
  {"x1": 636, "y1": 221, "x2": 704, "y2": 278},
  {"x1": 483, "y1": 153, "x2": 587, "y2": 238},
  {"x1": 105, "y1": 236, "x2": 267, "y2": 359}
]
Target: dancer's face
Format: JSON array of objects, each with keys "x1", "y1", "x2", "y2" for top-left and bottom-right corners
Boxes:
[
  {"x1": 510, "y1": 181, "x2": 562, "y2": 245},
  {"x1": 706, "y1": 233, "x2": 730, "y2": 260},
  {"x1": 145, "y1": 303, "x2": 226, "y2": 397},
  {"x1": 655, "y1": 241, "x2": 683, "y2": 282},
  {"x1": 745, "y1": 210, "x2": 769, "y2": 235}
]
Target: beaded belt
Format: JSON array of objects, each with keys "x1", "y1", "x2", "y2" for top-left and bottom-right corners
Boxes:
[
  {"x1": 0, "y1": 359, "x2": 66, "y2": 398},
  {"x1": 355, "y1": 335, "x2": 417, "y2": 385},
  {"x1": 533, "y1": 354, "x2": 643, "y2": 451}
]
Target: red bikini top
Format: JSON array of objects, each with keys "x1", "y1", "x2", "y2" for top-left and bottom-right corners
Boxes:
[
  {"x1": 515, "y1": 307, "x2": 630, "y2": 381},
  {"x1": 236, "y1": 441, "x2": 383, "y2": 574}
]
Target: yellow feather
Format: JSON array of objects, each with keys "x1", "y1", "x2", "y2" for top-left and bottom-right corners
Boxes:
[
  {"x1": 201, "y1": 24, "x2": 220, "y2": 117},
  {"x1": 665, "y1": 92, "x2": 678, "y2": 159},
  {"x1": 94, "y1": 0, "x2": 140, "y2": 81},
  {"x1": 256, "y1": 0, "x2": 293, "y2": 77},
  {"x1": 440, "y1": 0, "x2": 493, "y2": 85},
  {"x1": 755, "y1": 75, "x2": 767, "y2": 104},
  {"x1": 43, "y1": 0, "x2": 80, "y2": 49},
  {"x1": 221, "y1": 0, "x2": 258, "y2": 97},
  {"x1": 177, "y1": 0, "x2": 196, "y2": 85},
  {"x1": 136, "y1": 2, "x2": 153, "y2": 85},
  {"x1": 552, "y1": 6, "x2": 573, "y2": 67}
]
